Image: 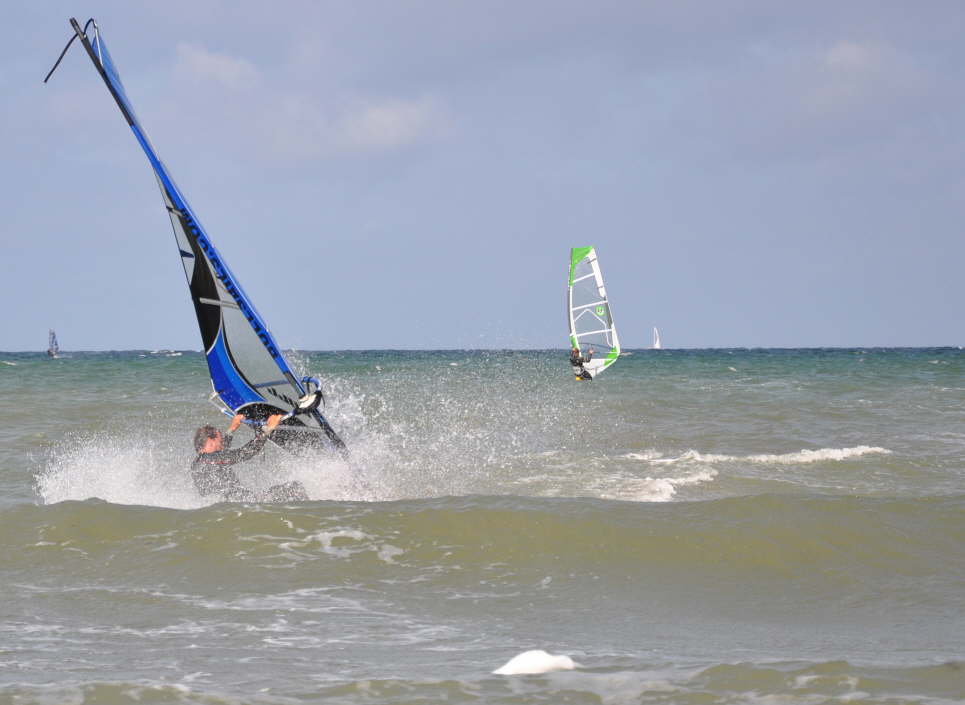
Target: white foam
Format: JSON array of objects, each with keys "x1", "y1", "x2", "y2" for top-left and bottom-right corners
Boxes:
[
  {"x1": 622, "y1": 451, "x2": 662, "y2": 461},
  {"x1": 303, "y1": 529, "x2": 370, "y2": 557},
  {"x1": 642, "y1": 445, "x2": 890, "y2": 467},
  {"x1": 717, "y1": 445, "x2": 890, "y2": 464},
  {"x1": 36, "y1": 434, "x2": 204, "y2": 509},
  {"x1": 2, "y1": 360, "x2": 16, "y2": 366},
  {"x1": 604, "y1": 468, "x2": 718, "y2": 503},
  {"x1": 493, "y1": 649, "x2": 577, "y2": 675}
]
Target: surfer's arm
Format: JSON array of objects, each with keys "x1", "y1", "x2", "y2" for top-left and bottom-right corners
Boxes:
[
  {"x1": 218, "y1": 415, "x2": 284, "y2": 464},
  {"x1": 220, "y1": 413, "x2": 245, "y2": 449},
  {"x1": 227, "y1": 413, "x2": 244, "y2": 433}
]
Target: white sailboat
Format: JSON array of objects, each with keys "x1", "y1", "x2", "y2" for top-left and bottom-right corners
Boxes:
[{"x1": 652, "y1": 326, "x2": 662, "y2": 350}]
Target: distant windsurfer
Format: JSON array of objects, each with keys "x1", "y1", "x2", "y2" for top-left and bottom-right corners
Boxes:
[{"x1": 191, "y1": 413, "x2": 308, "y2": 502}]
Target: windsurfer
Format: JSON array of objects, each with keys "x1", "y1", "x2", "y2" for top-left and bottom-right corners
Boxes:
[
  {"x1": 191, "y1": 413, "x2": 307, "y2": 502},
  {"x1": 569, "y1": 347, "x2": 592, "y2": 380}
]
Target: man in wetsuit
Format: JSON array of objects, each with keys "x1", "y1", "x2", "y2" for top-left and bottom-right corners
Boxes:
[
  {"x1": 191, "y1": 413, "x2": 285, "y2": 501},
  {"x1": 569, "y1": 346, "x2": 591, "y2": 380}
]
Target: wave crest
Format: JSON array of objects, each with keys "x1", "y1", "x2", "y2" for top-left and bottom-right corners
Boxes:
[{"x1": 634, "y1": 445, "x2": 890, "y2": 466}]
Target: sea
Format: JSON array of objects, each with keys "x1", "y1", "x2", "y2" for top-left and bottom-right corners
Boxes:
[{"x1": 0, "y1": 347, "x2": 963, "y2": 704}]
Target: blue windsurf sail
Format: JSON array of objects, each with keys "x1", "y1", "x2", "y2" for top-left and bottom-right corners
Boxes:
[{"x1": 48, "y1": 18, "x2": 346, "y2": 455}]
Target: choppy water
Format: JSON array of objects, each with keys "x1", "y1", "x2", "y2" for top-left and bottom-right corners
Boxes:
[{"x1": 1, "y1": 348, "x2": 963, "y2": 704}]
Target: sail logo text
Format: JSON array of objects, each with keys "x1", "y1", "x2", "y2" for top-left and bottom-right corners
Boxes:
[{"x1": 190, "y1": 224, "x2": 280, "y2": 359}]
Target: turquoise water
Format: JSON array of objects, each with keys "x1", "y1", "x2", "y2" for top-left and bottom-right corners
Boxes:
[{"x1": 1, "y1": 348, "x2": 963, "y2": 703}]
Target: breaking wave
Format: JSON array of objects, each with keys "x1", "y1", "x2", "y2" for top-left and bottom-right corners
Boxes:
[{"x1": 630, "y1": 445, "x2": 891, "y2": 465}]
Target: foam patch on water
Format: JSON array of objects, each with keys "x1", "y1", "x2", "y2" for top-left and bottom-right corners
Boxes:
[
  {"x1": 291, "y1": 529, "x2": 404, "y2": 563},
  {"x1": 638, "y1": 445, "x2": 891, "y2": 466},
  {"x1": 602, "y1": 468, "x2": 718, "y2": 502},
  {"x1": 700, "y1": 445, "x2": 891, "y2": 464},
  {"x1": 622, "y1": 451, "x2": 662, "y2": 461}
]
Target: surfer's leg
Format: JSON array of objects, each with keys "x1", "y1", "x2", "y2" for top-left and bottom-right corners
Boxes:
[
  {"x1": 222, "y1": 485, "x2": 257, "y2": 502},
  {"x1": 262, "y1": 481, "x2": 308, "y2": 502}
]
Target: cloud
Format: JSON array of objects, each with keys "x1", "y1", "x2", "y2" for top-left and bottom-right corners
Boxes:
[
  {"x1": 164, "y1": 42, "x2": 447, "y2": 163},
  {"x1": 174, "y1": 43, "x2": 261, "y2": 90},
  {"x1": 335, "y1": 97, "x2": 446, "y2": 151},
  {"x1": 824, "y1": 40, "x2": 881, "y2": 72},
  {"x1": 805, "y1": 40, "x2": 919, "y2": 115},
  {"x1": 261, "y1": 94, "x2": 448, "y2": 161}
]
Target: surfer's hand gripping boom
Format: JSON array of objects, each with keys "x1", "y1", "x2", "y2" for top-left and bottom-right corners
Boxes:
[{"x1": 227, "y1": 413, "x2": 245, "y2": 433}]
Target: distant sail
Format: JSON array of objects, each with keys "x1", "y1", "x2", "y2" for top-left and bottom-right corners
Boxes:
[
  {"x1": 652, "y1": 327, "x2": 662, "y2": 350},
  {"x1": 47, "y1": 329, "x2": 59, "y2": 358},
  {"x1": 567, "y1": 247, "x2": 620, "y2": 379},
  {"x1": 52, "y1": 18, "x2": 346, "y2": 455}
]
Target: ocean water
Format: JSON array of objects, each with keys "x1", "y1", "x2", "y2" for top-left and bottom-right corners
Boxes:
[{"x1": 1, "y1": 348, "x2": 963, "y2": 704}]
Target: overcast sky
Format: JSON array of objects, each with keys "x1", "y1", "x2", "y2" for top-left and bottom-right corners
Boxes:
[{"x1": 3, "y1": 1, "x2": 963, "y2": 350}]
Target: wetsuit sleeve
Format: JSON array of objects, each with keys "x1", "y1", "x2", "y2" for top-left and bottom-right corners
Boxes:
[
  {"x1": 219, "y1": 432, "x2": 270, "y2": 465},
  {"x1": 196, "y1": 432, "x2": 271, "y2": 468}
]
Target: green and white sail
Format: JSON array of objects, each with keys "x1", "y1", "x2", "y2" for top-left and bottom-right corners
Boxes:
[{"x1": 567, "y1": 247, "x2": 620, "y2": 378}]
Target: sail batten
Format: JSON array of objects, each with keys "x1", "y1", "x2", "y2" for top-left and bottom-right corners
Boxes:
[{"x1": 62, "y1": 17, "x2": 346, "y2": 453}]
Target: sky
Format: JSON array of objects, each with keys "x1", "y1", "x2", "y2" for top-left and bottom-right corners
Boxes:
[{"x1": 2, "y1": 1, "x2": 963, "y2": 350}]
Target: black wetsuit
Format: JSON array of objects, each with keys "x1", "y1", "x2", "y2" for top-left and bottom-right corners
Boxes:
[
  {"x1": 191, "y1": 432, "x2": 270, "y2": 501},
  {"x1": 570, "y1": 350, "x2": 592, "y2": 379},
  {"x1": 192, "y1": 431, "x2": 309, "y2": 502}
]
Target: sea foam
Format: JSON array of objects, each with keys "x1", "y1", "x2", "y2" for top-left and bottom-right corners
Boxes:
[{"x1": 634, "y1": 445, "x2": 890, "y2": 466}]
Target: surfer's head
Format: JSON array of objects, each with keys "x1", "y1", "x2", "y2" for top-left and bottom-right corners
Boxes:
[{"x1": 193, "y1": 425, "x2": 222, "y2": 453}]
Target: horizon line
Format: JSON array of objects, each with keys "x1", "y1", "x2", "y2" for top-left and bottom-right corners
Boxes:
[{"x1": 3, "y1": 345, "x2": 962, "y2": 354}]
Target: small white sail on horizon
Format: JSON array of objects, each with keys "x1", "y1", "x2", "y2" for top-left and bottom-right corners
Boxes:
[{"x1": 652, "y1": 326, "x2": 662, "y2": 350}]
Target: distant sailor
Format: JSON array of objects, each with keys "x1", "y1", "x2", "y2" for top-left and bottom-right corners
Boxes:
[{"x1": 191, "y1": 413, "x2": 308, "y2": 502}]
